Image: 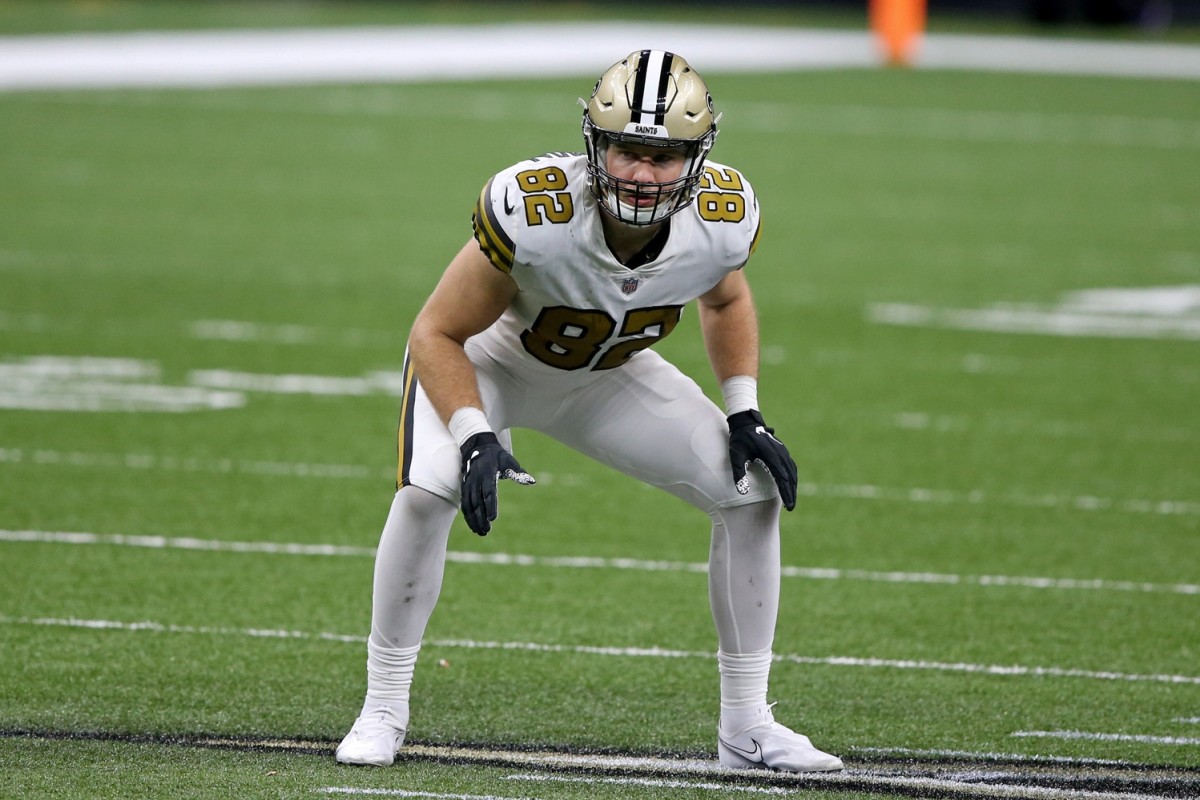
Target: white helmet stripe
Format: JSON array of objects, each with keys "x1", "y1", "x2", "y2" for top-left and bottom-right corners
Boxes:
[{"x1": 631, "y1": 49, "x2": 672, "y2": 126}]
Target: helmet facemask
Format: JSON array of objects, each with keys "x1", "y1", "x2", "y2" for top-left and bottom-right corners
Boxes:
[
  {"x1": 583, "y1": 121, "x2": 714, "y2": 226},
  {"x1": 582, "y1": 50, "x2": 719, "y2": 227}
]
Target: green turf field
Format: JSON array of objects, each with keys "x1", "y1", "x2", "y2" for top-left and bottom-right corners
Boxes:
[{"x1": 1, "y1": 2, "x2": 1198, "y2": 799}]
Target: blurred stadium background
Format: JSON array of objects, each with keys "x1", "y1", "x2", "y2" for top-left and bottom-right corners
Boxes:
[{"x1": 2, "y1": 2, "x2": 1198, "y2": 799}]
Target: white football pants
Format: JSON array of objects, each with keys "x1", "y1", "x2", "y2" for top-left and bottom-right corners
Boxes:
[{"x1": 362, "y1": 337, "x2": 784, "y2": 711}]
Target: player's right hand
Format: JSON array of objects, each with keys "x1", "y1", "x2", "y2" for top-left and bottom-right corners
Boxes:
[{"x1": 459, "y1": 432, "x2": 536, "y2": 536}]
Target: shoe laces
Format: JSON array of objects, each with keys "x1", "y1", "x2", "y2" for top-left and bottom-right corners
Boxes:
[
  {"x1": 723, "y1": 702, "x2": 781, "y2": 736},
  {"x1": 767, "y1": 705, "x2": 798, "y2": 735}
]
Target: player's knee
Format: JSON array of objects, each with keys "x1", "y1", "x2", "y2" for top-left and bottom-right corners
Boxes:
[
  {"x1": 391, "y1": 485, "x2": 458, "y2": 530},
  {"x1": 711, "y1": 495, "x2": 781, "y2": 520}
]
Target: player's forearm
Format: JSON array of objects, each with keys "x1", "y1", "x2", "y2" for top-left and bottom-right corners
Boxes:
[
  {"x1": 408, "y1": 325, "x2": 485, "y2": 427},
  {"x1": 700, "y1": 291, "x2": 760, "y2": 384}
]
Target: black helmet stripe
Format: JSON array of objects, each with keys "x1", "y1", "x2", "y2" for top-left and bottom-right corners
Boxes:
[
  {"x1": 631, "y1": 49, "x2": 674, "y2": 127},
  {"x1": 629, "y1": 50, "x2": 653, "y2": 124}
]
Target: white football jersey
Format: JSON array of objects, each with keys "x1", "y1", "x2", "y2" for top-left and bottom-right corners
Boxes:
[
  {"x1": 471, "y1": 152, "x2": 762, "y2": 374},
  {"x1": 396, "y1": 151, "x2": 775, "y2": 511}
]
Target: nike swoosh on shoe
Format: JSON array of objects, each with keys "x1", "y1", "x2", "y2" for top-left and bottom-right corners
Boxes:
[{"x1": 718, "y1": 735, "x2": 764, "y2": 763}]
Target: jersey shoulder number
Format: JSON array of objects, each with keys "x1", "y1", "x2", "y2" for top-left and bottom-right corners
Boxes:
[
  {"x1": 472, "y1": 154, "x2": 583, "y2": 274},
  {"x1": 694, "y1": 163, "x2": 763, "y2": 261}
]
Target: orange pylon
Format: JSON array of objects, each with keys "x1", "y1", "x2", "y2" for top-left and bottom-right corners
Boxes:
[{"x1": 869, "y1": 0, "x2": 927, "y2": 67}]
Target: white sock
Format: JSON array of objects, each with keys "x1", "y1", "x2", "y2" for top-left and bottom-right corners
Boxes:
[
  {"x1": 363, "y1": 639, "x2": 420, "y2": 714},
  {"x1": 718, "y1": 648, "x2": 773, "y2": 731}
]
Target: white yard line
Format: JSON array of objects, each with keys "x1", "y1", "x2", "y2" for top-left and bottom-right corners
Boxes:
[
  {"x1": 2, "y1": 529, "x2": 1196, "y2": 596},
  {"x1": 2, "y1": 445, "x2": 1198, "y2": 518},
  {"x1": 1013, "y1": 731, "x2": 1200, "y2": 746},
  {"x1": 319, "y1": 789, "x2": 520, "y2": 800},
  {"x1": 1, "y1": 614, "x2": 1197, "y2": 687},
  {"x1": 731, "y1": 101, "x2": 1200, "y2": 150},
  {"x1": 797, "y1": 480, "x2": 1200, "y2": 518},
  {"x1": 315, "y1": 774, "x2": 1173, "y2": 800},
  {"x1": 0, "y1": 448, "x2": 377, "y2": 479},
  {"x1": 1, "y1": 23, "x2": 1199, "y2": 92},
  {"x1": 23, "y1": 90, "x2": 1200, "y2": 150},
  {"x1": 869, "y1": 302, "x2": 1200, "y2": 340},
  {"x1": 11, "y1": 731, "x2": 1190, "y2": 799},
  {"x1": 853, "y1": 746, "x2": 1136, "y2": 765},
  {"x1": 502, "y1": 771, "x2": 1180, "y2": 800},
  {"x1": 188, "y1": 319, "x2": 395, "y2": 348},
  {"x1": 504, "y1": 773, "x2": 798, "y2": 796},
  {"x1": 0, "y1": 529, "x2": 378, "y2": 558}
]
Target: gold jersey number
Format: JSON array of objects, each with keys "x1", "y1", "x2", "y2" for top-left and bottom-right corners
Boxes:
[
  {"x1": 697, "y1": 165, "x2": 747, "y2": 223},
  {"x1": 516, "y1": 166, "x2": 574, "y2": 225},
  {"x1": 521, "y1": 305, "x2": 683, "y2": 371}
]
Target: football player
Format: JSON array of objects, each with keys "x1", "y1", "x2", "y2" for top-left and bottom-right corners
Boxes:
[{"x1": 336, "y1": 49, "x2": 843, "y2": 773}]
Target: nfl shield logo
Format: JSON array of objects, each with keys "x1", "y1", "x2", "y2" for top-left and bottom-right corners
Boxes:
[{"x1": 621, "y1": 277, "x2": 640, "y2": 295}]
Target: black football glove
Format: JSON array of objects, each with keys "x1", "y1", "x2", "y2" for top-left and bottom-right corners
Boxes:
[
  {"x1": 727, "y1": 409, "x2": 798, "y2": 511},
  {"x1": 459, "y1": 432, "x2": 535, "y2": 536}
]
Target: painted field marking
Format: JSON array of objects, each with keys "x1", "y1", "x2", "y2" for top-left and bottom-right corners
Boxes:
[
  {"x1": 869, "y1": 301, "x2": 1200, "y2": 340},
  {"x1": 502, "y1": 770, "x2": 1182, "y2": 800},
  {"x1": 796, "y1": 480, "x2": 1200, "y2": 518},
  {"x1": 27, "y1": 87, "x2": 1200, "y2": 153},
  {"x1": 0, "y1": 354, "x2": 409, "y2": 412},
  {"x1": 188, "y1": 368, "x2": 407, "y2": 397},
  {"x1": 1013, "y1": 731, "x2": 1200, "y2": 746},
  {"x1": 190, "y1": 734, "x2": 1187, "y2": 771},
  {"x1": 504, "y1": 773, "x2": 808, "y2": 796},
  {"x1": 0, "y1": 356, "x2": 245, "y2": 412},
  {"x1": 3, "y1": 23, "x2": 1200, "y2": 93},
  {"x1": 0, "y1": 529, "x2": 378, "y2": 558},
  {"x1": 868, "y1": 284, "x2": 1200, "y2": 341},
  {"x1": 189, "y1": 319, "x2": 395, "y2": 348},
  {"x1": 318, "y1": 789, "x2": 520, "y2": 800},
  {"x1": 0, "y1": 447, "x2": 378, "y2": 480},
  {"x1": 318, "y1": 789, "x2": 518, "y2": 800},
  {"x1": 3, "y1": 444, "x2": 1198, "y2": 518},
  {"x1": 892, "y1": 410, "x2": 1197, "y2": 446},
  {"x1": 2, "y1": 529, "x2": 1197, "y2": 597},
  {"x1": 0, "y1": 615, "x2": 366, "y2": 644},
  {"x1": 2, "y1": 614, "x2": 1197, "y2": 687},
  {"x1": 852, "y1": 746, "x2": 1135, "y2": 766},
  {"x1": 732, "y1": 100, "x2": 1200, "y2": 151},
  {"x1": 11, "y1": 731, "x2": 1195, "y2": 800}
]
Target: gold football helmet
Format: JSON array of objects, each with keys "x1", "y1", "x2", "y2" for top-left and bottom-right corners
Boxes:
[{"x1": 582, "y1": 50, "x2": 719, "y2": 226}]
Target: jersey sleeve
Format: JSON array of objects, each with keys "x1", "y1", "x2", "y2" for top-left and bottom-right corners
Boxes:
[
  {"x1": 471, "y1": 173, "x2": 517, "y2": 274},
  {"x1": 747, "y1": 202, "x2": 763, "y2": 264},
  {"x1": 696, "y1": 162, "x2": 762, "y2": 270},
  {"x1": 737, "y1": 169, "x2": 763, "y2": 268}
]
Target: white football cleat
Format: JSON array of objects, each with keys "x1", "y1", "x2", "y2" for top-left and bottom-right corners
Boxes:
[
  {"x1": 335, "y1": 703, "x2": 408, "y2": 766},
  {"x1": 717, "y1": 705, "x2": 844, "y2": 773}
]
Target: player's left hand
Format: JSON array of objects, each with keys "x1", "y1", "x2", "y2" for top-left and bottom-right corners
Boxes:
[
  {"x1": 727, "y1": 410, "x2": 798, "y2": 511},
  {"x1": 459, "y1": 432, "x2": 536, "y2": 536}
]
